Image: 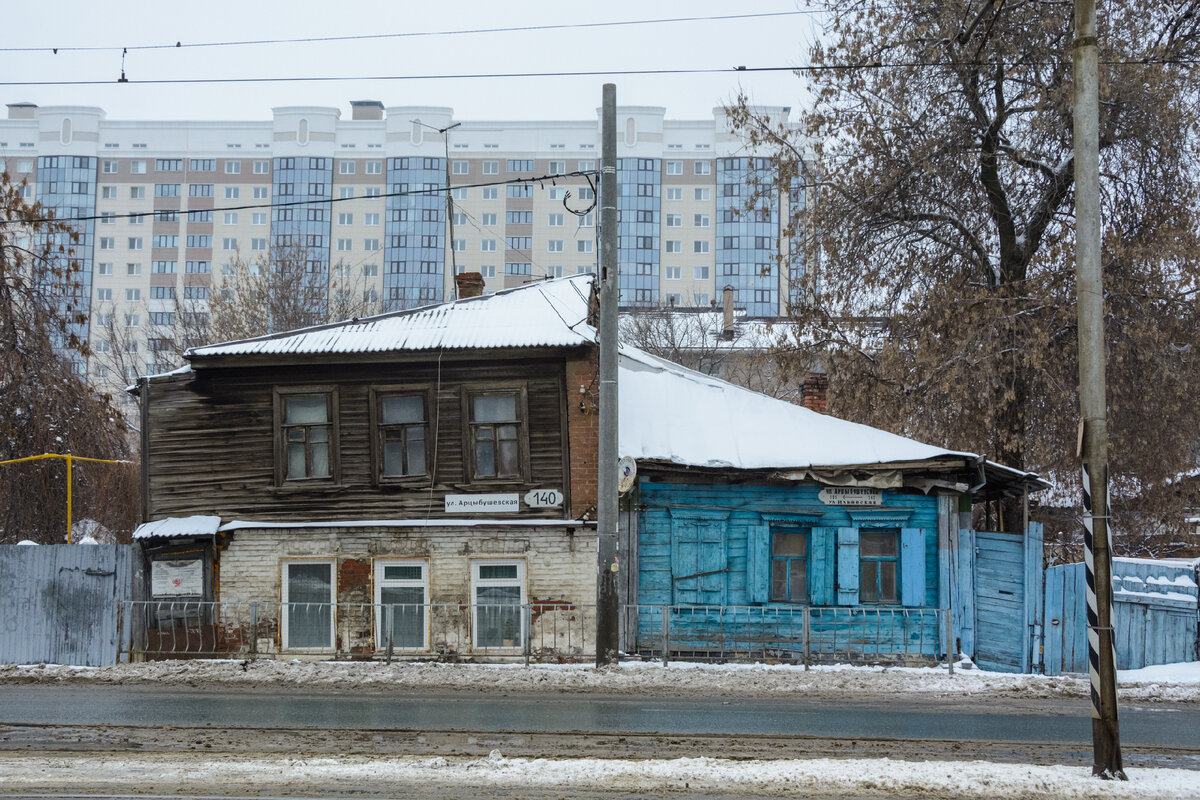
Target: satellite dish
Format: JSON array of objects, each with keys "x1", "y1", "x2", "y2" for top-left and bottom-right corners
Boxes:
[{"x1": 617, "y1": 456, "x2": 637, "y2": 494}]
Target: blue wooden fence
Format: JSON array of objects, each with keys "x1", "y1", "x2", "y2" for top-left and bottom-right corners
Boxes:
[{"x1": 1044, "y1": 557, "x2": 1199, "y2": 675}]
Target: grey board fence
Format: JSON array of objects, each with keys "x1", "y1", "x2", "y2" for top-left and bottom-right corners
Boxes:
[
  {"x1": 0, "y1": 544, "x2": 135, "y2": 667},
  {"x1": 1044, "y1": 557, "x2": 1199, "y2": 675}
]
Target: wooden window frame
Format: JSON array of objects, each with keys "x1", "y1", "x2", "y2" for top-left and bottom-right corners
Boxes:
[
  {"x1": 769, "y1": 526, "x2": 810, "y2": 604},
  {"x1": 369, "y1": 385, "x2": 435, "y2": 487},
  {"x1": 460, "y1": 383, "x2": 530, "y2": 486},
  {"x1": 273, "y1": 386, "x2": 340, "y2": 486},
  {"x1": 859, "y1": 528, "x2": 901, "y2": 605}
]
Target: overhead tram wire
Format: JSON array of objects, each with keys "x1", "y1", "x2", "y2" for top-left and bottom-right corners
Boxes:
[
  {"x1": 3, "y1": 11, "x2": 825, "y2": 53},
  {"x1": 0, "y1": 170, "x2": 601, "y2": 228},
  {"x1": 1, "y1": 56, "x2": 1193, "y2": 89}
]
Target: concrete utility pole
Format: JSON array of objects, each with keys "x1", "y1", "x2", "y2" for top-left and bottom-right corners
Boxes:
[
  {"x1": 595, "y1": 83, "x2": 620, "y2": 666},
  {"x1": 1072, "y1": 0, "x2": 1125, "y2": 779}
]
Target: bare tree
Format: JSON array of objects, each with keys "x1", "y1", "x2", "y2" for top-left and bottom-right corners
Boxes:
[
  {"x1": 0, "y1": 172, "x2": 138, "y2": 544},
  {"x1": 731, "y1": 1, "x2": 1200, "y2": 553},
  {"x1": 208, "y1": 241, "x2": 377, "y2": 342}
]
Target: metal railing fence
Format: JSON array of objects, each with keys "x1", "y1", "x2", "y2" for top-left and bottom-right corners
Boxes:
[{"x1": 120, "y1": 600, "x2": 951, "y2": 669}]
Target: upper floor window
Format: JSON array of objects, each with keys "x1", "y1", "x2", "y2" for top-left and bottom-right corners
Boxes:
[
  {"x1": 373, "y1": 390, "x2": 429, "y2": 482},
  {"x1": 465, "y1": 388, "x2": 526, "y2": 482},
  {"x1": 276, "y1": 390, "x2": 337, "y2": 483}
]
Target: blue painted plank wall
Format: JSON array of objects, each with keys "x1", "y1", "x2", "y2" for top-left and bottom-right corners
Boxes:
[{"x1": 637, "y1": 480, "x2": 941, "y2": 608}]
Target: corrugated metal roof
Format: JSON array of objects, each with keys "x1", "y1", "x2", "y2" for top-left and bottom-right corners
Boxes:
[{"x1": 186, "y1": 275, "x2": 595, "y2": 358}]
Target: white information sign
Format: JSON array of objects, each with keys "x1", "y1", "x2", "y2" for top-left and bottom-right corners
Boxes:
[
  {"x1": 523, "y1": 489, "x2": 564, "y2": 508},
  {"x1": 151, "y1": 559, "x2": 204, "y2": 597},
  {"x1": 445, "y1": 493, "x2": 520, "y2": 513},
  {"x1": 817, "y1": 487, "x2": 883, "y2": 507}
]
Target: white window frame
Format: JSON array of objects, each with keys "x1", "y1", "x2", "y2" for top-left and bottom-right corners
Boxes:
[
  {"x1": 452, "y1": 160, "x2": 469, "y2": 175},
  {"x1": 374, "y1": 559, "x2": 430, "y2": 652},
  {"x1": 666, "y1": 160, "x2": 683, "y2": 175},
  {"x1": 281, "y1": 559, "x2": 336, "y2": 652},
  {"x1": 666, "y1": 187, "x2": 682, "y2": 201},
  {"x1": 470, "y1": 559, "x2": 526, "y2": 651}
]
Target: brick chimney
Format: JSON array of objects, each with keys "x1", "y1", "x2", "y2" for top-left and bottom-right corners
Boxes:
[
  {"x1": 801, "y1": 371, "x2": 828, "y2": 413},
  {"x1": 455, "y1": 271, "x2": 485, "y2": 299}
]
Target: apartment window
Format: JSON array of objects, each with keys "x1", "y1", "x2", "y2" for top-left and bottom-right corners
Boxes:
[
  {"x1": 124, "y1": 287, "x2": 141, "y2": 301},
  {"x1": 223, "y1": 212, "x2": 238, "y2": 225},
  {"x1": 373, "y1": 391, "x2": 429, "y2": 481},
  {"x1": 154, "y1": 184, "x2": 180, "y2": 197},
  {"x1": 695, "y1": 161, "x2": 712, "y2": 175},
  {"x1": 126, "y1": 263, "x2": 141, "y2": 275},
  {"x1": 150, "y1": 312, "x2": 175, "y2": 326},
  {"x1": 152, "y1": 261, "x2": 177, "y2": 274},
  {"x1": 771, "y1": 528, "x2": 809, "y2": 603},
  {"x1": 665, "y1": 214, "x2": 682, "y2": 228},
  {"x1": 188, "y1": 210, "x2": 213, "y2": 223},
  {"x1": 129, "y1": 214, "x2": 145, "y2": 225},
  {"x1": 694, "y1": 292, "x2": 710, "y2": 306},
  {"x1": 99, "y1": 237, "x2": 115, "y2": 250},
  {"x1": 185, "y1": 260, "x2": 211, "y2": 274},
  {"x1": 362, "y1": 160, "x2": 380, "y2": 175},
  {"x1": 253, "y1": 186, "x2": 269, "y2": 199},
  {"x1": 482, "y1": 161, "x2": 499, "y2": 175},
  {"x1": 150, "y1": 287, "x2": 173, "y2": 300},
  {"x1": 337, "y1": 161, "x2": 356, "y2": 175},
  {"x1": 466, "y1": 389, "x2": 525, "y2": 481},
  {"x1": 124, "y1": 314, "x2": 140, "y2": 328},
  {"x1": 506, "y1": 159, "x2": 533, "y2": 172},
  {"x1": 471, "y1": 560, "x2": 525, "y2": 650},
  {"x1": 156, "y1": 159, "x2": 181, "y2": 172},
  {"x1": 98, "y1": 262, "x2": 113, "y2": 276},
  {"x1": 127, "y1": 237, "x2": 143, "y2": 250},
  {"x1": 665, "y1": 266, "x2": 681, "y2": 280},
  {"x1": 482, "y1": 187, "x2": 498, "y2": 200},
  {"x1": 694, "y1": 241, "x2": 711, "y2": 254},
  {"x1": 130, "y1": 186, "x2": 146, "y2": 199},
  {"x1": 860, "y1": 531, "x2": 900, "y2": 604},
  {"x1": 220, "y1": 160, "x2": 240, "y2": 174},
  {"x1": 694, "y1": 188, "x2": 711, "y2": 201},
  {"x1": 363, "y1": 212, "x2": 380, "y2": 226},
  {"x1": 375, "y1": 560, "x2": 429, "y2": 650},
  {"x1": 666, "y1": 161, "x2": 683, "y2": 175},
  {"x1": 578, "y1": 160, "x2": 595, "y2": 171},
  {"x1": 153, "y1": 235, "x2": 179, "y2": 249},
  {"x1": 480, "y1": 265, "x2": 496, "y2": 278},
  {"x1": 96, "y1": 288, "x2": 113, "y2": 301},
  {"x1": 577, "y1": 240, "x2": 593, "y2": 254},
  {"x1": 665, "y1": 240, "x2": 681, "y2": 254},
  {"x1": 130, "y1": 161, "x2": 147, "y2": 175},
  {"x1": 96, "y1": 314, "x2": 113, "y2": 327},
  {"x1": 452, "y1": 239, "x2": 466, "y2": 252},
  {"x1": 101, "y1": 160, "x2": 118, "y2": 174},
  {"x1": 184, "y1": 286, "x2": 209, "y2": 300},
  {"x1": 452, "y1": 160, "x2": 469, "y2": 175},
  {"x1": 251, "y1": 238, "x2": 267, "y2": 251},
  {"x1": 541, "y1": 239, "x2": 562, "y2": 253},
  {"x1": 277, "y1": 390, "x2": 336, "y2": 482},
  {"x1": 281, "y1": 561, "x2": 335, "y2": 650},
  {"x1": 185, "y1": 234, "x2": 211, "y2": 248},
  {"x1": 505, "y1": 262, "x2": 531, "y2": 276},
  {"x1": 451, "y1": 187, "x2": 468, "y2": 201},
  {"x1": 362, "y1": 263, "x2": 379, "y2": 277},
  {"x1": 546, "y1": 265, "x2": 564, "y2": 278},
  {"x1": 337, "y1": 212, "x2": 353, "y2": 226},
  {"x1": 189, "y1": 159, "x2": 214, "y2": 172},
  {"x1": 253, "y1": 160, "x2": 270, "y2": 174},
  {"x1": 506, "y1": 236, "x2": 531, "y2": 251},
  {"x1": 660, "y1": 187, "x2": 680, "y2": 202},
  {"x1": 225, "y1": 187, "x2": 240, "y2": 199},
  {"x1": 506, "y1": 184, "x2": 532, "y2": 198},
  {"x1": 222, "y1": 238, "x2": 238, "y2": 250},
  {"x1": 693, "y1": 266, "x2": 710, "y2": 280},
  {"x1": 101, "y1": 186, "x2": 117, "y2": 199},
  {"x1": 723, "y1": 236, "x2": 740, "y2": 249},
  {"x1": 481, "y1": 239, "x2": 496, "y2": 252}
]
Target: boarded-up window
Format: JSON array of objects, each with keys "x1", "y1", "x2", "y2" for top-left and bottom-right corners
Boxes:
[{"x1": 670, "y1": 511, "x2": 729, "y2": 605}]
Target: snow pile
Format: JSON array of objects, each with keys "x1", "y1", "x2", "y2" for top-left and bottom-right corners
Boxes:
[
  {"x1": 0, "y1": 752, "x2": 1195, "y2": 799},
  {"x1": 3, "y1": 659, "x2": 1197, "y2": 702}
]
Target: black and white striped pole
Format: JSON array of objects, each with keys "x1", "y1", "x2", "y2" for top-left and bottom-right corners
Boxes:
[{"x1": 1074, "y1": 0, "x2": 1125, "y2": 779}]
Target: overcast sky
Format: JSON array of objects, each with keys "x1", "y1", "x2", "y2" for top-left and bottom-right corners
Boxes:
[{"x1": 2, "y1": 1, "x2": 823, "y2": 123}]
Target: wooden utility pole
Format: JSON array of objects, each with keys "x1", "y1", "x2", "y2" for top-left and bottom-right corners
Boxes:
[
  {"x1": 1072, "y1": 0, "x2": 1125, "y2": 779},
  {"x1": 595, "y1": 83, "x2": 620, "y2": 666}
]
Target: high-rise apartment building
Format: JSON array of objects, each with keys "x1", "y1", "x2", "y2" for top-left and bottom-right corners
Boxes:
[{"x1": 0, "y1": 101, "x2": 806, "y2": 402}]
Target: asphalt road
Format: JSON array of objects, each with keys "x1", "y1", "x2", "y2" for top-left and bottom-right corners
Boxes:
[{"x1": 1, "y1": 684, "x2": 1197, "y2": 748}]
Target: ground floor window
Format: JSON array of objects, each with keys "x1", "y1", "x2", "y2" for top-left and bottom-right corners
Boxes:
[
  {"x1": 374, "y1": 559, "x2": 428, "y2": 650},
  {"x1": 470, "y1": 560, "x2": 525, "y2": 649},
  {"x1": 770, "y1": 527, "x2": 808, "y2": 603},
  {"x1": 281, "y1": 560, "x2": 335, "y2": 650},
  {"x1": 859, "y1": 530, "x2": 899, "y2": 604}
]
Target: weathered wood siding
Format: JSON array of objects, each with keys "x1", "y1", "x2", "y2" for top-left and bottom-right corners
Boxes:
[
  {"x1": 633, "y1": 479, "x2": 946, "y2": 658},
  {"x1": 146, "y1": 357, "x2": 570, "y2": 521}
]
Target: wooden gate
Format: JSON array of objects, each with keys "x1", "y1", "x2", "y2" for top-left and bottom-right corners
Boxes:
[{"x1": 958, "y1": 524, "x2": 1043, "y2": 674}]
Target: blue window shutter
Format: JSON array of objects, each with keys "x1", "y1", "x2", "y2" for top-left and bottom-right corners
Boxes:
[
  {"x1": 669, "y1": 512, "x2": 728, "y2": 605},
  {"x1": 747, "y1": 522, "x2": 769, "y2": 604},
  {"x1": 810, "y1": 527, "x2": 837, "y2": 606},
  {"x1": 901, "y1": 527, "x2": 927, "y2": 607},
  {"x1": 836, "y1": 527, "x2": 860, "y2": 605}
]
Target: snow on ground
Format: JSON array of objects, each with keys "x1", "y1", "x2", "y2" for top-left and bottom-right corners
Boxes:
[
  {"x1": 0, "y1": 751, "x2": 1196, "y2": 799},
  {"x1": 3, "y1": 658, "x2": 1198, "y2": 703}
]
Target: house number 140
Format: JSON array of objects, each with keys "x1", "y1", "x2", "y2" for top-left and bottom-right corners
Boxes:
[{"x1": 524, "y1": 489, "x2": 564, "y2": 508}]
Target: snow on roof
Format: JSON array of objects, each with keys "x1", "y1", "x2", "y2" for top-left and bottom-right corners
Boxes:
[
  {"x1": 185, "y1": 275, "x2": 594, "y2": 359},
  {"x1": 133, "y1": 515, "x2": 221, "y2": 540},
  {"x1": 167, "y1": 275, "x2": 1038, "y2": 481},
  {"x1": 618, "y1": 346, "x2": 984, "y2": 472}
]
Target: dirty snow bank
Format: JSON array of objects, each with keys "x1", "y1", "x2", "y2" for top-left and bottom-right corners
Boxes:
[
  {"x1": 3, "y1": 659, "x2": 1198, "y2": 702},
  {"x1": 0, "y1": 752, "x2": 1195, "y2": 799}
]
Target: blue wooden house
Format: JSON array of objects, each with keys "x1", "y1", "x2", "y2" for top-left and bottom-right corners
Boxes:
[{"x1": 616, "y1": 347, "x2": 1048, "y2": 668}]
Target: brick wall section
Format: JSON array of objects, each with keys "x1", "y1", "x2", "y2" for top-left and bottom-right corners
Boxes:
[
  {"x1": 801, "y1": 371, "x2": 828, "y2": 413},
  {"x1": 564, "y1": 349, "x2": 600, "y2": 519},
  {"x1": 217, "y1": 524, "x2": 598, "y2": 657}
]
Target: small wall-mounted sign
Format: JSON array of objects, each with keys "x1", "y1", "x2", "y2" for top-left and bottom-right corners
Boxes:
[
  {"x1": 151, "y1": 559, "x2": 203, "y2": 598},
  {"x1": 523, "y1": 488, "x2": 564, "y2": 508},
  {"x1": 445, "y1": 493, "x2": 520, "y2": 513},
  {"x1": 817, "y1": 486, "x2": 883, "y2": 507}
]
